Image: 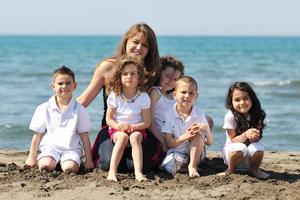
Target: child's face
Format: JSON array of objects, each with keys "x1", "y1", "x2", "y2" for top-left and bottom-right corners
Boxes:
[
  {"x1": 159, "y1": 66, "x2": 182, "y2": 92},
  {"x1": 52, "y1": 74, "x2": 77, "y2": 100},
  {"x1": 121, "y1": 64, "x2": 140, "y2": 90},
  {"x1": 126, "y1": 32, "x2": 149, "y2": 59},
  {"x1": 232, "y1": 89, "x2": 252, "y2": 116},
  {"x1": 173, "y1": 81, "x2": 198, "y2": 108}
]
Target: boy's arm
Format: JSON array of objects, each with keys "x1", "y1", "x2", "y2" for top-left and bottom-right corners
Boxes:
[
  {"x1": 80, "y1": 132, "x2": 94, "y2": 169},
  {"x1": 25, "y1": 132, "x2": 43, "y2": 167},
  {"x1": 165, "y1": 129, "x2": 196, "y2": 148},
  {"x1": 203, "y1": 124, "x2": 213, "y2": 146}
]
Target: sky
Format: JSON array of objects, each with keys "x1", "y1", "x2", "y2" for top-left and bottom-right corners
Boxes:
[{"x1": 0, "y1": 0, "x2": 300, "y2": 36}]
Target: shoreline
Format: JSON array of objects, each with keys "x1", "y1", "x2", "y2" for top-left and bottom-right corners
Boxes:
[{"x1": 0, "y1": 150, "x2": 299, "y2": 200}]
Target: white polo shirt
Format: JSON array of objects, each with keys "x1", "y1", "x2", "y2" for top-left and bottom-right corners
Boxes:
[
  {"x1": 29, "y1": 95, "x2": 91, "y2": 151},
  {"x1": 161, "y1": 103, "x2": 208, "y2": 155}
]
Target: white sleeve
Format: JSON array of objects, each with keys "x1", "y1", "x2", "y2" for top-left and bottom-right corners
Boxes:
[
  {"x1": 140, "y1": 92, "x2": 150, "y2": 109},
  {"x1": 223, "y1": 111, "x2": 236, "y2": 129},
  {"x1": 77, "y1": 105, "x2": 91, "y2": 134},
  {"x1": 107, "y1": 92, "x2": 117, "y2": 109},
  {"x1": 29, "y1": 104, "x2": 46, "y2": 134}
]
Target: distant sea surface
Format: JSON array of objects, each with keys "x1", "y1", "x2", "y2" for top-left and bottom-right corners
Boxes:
[{"x1": 0, "y1": 36, "x2": 299, "y2": 151}]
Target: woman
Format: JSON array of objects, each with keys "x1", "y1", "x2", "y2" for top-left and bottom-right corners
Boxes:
[{"x1": 77, "y1": 23, "x2": 160, "y2": 172}]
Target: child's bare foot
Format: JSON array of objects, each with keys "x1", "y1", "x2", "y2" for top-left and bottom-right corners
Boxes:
[
  {"x1": 188, "y1": 166, "x2": 200, "y2": 178},
  {"x1": 217, "y1": 169, "x2": 233, "y2": 176},
  {"x1": 107, "y1": 171, "x2": 118, "y2": 182},
  {"x1": 135, "y1": 172, "x2": 148, "y2": 182},
  {"x1": 251, "y1": 169, "x2": 270, "y2": 179}
]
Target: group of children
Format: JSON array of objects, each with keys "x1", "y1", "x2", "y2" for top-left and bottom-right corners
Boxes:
[{"x1": 25, "y1": 55, "x2": 270, "y2": 182}]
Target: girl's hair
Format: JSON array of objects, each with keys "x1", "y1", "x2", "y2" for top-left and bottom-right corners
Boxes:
[
  {"x1": 106, "y1": 55, "x2": 145, "y2": 96},
  {"x1": 225, "y1": 81, "x2": 266, "y2": 137},
  {"x1": 116, "y1": 23, "x2": 160, "y2": 90},
  {"x1": 154, "y1": 55, "x2": 185, "y2": 86}
]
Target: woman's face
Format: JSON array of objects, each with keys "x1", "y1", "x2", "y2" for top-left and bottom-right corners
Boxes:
[{"x1": 125, "y1": 32, "x2": 149, "y2": 59}]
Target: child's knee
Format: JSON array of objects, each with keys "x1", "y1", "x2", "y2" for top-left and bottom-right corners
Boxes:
[
  {"x1": 38, "y1": 157, "x2": 56, "y2": 171},
  {"x1": 129, "y1": 132, "x2": 143, "y2": 144},
  {"x1": 61, "y1": 161, "x2": 79, "y2": 173}
]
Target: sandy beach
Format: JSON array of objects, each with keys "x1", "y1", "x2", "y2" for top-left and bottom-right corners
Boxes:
[{"x1": 0, "y1": 150, "x2": 299, "y2": 200}]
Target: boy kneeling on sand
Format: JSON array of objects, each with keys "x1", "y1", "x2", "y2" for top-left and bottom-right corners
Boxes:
[{"x1": 25, "y1": 66, "x2": 93, "y2": 173}]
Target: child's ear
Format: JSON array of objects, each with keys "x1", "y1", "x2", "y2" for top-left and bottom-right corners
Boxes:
[
  {"x1": 74, "y1": 82, "x2": 78, "y2": 89},
  {"x1": 51, "y1": 83, "x2": 55, "y2": 90}
]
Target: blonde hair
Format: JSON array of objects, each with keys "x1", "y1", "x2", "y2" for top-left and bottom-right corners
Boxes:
[
  {"x1": 175, "y1": 76, "x2": 198, "y2": 91},
  {"x1": 105, "y1": 55, "x2": 145, "y2": 96}
]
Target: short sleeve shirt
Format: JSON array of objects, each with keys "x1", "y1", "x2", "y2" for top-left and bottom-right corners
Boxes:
[
  {"x1": 29, "y1": 95, "x2": 91, "y2": 151},
  {"x1": 161, "y1": 103, "x2": 208, "y2": 155},
  {"x1": 107, "y1": 91, "x2": 150, "y2": 125}
]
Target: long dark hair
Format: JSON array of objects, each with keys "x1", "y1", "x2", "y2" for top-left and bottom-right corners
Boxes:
[{"x1": 225, "y1": 81, "x2": 266, "y2": 137}]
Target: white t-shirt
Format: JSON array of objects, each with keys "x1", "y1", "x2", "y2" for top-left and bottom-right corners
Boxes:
[
  {"x1": 107, "y1": 91, "x2": 150, "y2": 125},
  {"x1": 29, "y1": 95, "x2": 91, "y2": 151},
  {"x1": 152, "y1": 87, "x2": 176, "y2": 134},
  {"x1": 161, "y1": 103, "x2": 208, "y2": 155},
  {"x1": 223, "y1": 111, "x2": 250, "y2": 145}
]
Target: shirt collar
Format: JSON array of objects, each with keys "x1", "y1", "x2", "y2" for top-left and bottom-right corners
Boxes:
[
  {"x1": 49, "y1": 95, "x2": 76, "y2": 112},
  {"x1": 172, "y1": 103, "x2": 197, "y2": 120}
]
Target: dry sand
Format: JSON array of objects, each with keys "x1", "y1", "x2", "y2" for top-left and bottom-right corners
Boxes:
[{"x1": 0, "y1": 150, "x2": 299, "y2": 200}]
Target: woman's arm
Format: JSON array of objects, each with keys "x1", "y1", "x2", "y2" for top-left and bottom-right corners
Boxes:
[{"x1": 77, "y1": 60, "x2": 114, "y2": 107}]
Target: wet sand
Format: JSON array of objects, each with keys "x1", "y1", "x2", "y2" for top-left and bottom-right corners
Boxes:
[{"x1": 0, "y1": 150, "x2": 299, "y2": 200}]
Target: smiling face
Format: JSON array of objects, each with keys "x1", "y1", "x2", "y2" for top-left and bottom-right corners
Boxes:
[
  {"x1": 231, "y1": 89, "x2": 253, "y2": 117},
  {"x1": 173, "y1": 80, "x2": 198, "y2": 109},
  {"x1": 159, "y1": 66, "x2": 182, "y2": 92},
  {"x1": 52, "y1": 74, "x2": 77, "y2": 100},
  {"x1": 121, "y1": 63, "x2": 140, "y2": 90},
  {"x1": 125, "y1": 32, "x2": 149, "y2": 59}
]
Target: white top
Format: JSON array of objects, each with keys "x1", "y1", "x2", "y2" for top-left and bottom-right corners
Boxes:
[
  {"x1": 29, "y1": 95, "x2": 91, "y2": 151},
  {"x1": 161, "y1": 103, "x2": 208, "y2": 155},
  {"x1": 223, "y1": 111, "x2": 250, "y2": 145},
  {"x1": 107, "y1": 91, "x2": 150, "y2": 125},
  {"x1": 152, "y1": 87, "x2": 176, "y2": 134}
]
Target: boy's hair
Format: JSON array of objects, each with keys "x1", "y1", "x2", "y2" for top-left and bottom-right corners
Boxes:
[
  {"x1": 52, "y1": 66, "x2": 75, "y2": 82},
  {"x1": 106, "y1": 55, "x2": 145, "y2": 96},
  {"x1": 175, "y1": 76, "x2": 198, "y2": 91},
  {"x1": 155, "y1": 55, "x2": 185, "y2": 85},
  {"x1": 116, "y1": 22, "x2": 160, "y2": 90},
  {"x1": 225, "y1": 81, "x2": 266, "y2": 137}
]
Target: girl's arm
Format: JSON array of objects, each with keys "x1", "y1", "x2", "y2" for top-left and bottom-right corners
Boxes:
[
  {"x1": 131, "y1": 108, "x2": 151, "y2": 131},
  {"x1": 106, "y1": 107, "x2": 120, "y2": 130},
  {"x1": 25, "y1": 132, "x2": 43, "y2": 167},
  {"x1": 228, "y1": 128, "x2": 261, "y2": 143},
  {"x1": 77, "y1": 60, "x2": 113, "y2": 107},
  {"x1": 149, "y1": 89, "x2": 168, "y2": 150},
  {"x1": 80, "y1": 132, "x2": 94, "y2": 169}
]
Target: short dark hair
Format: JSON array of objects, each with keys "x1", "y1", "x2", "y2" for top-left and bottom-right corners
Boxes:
[{"x1": 52, "y1": 66, "x2": 75, "y2": 82}]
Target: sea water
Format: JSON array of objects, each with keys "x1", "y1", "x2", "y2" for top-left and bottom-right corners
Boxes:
[{"x1": 0, "y1": 36, "x2": 299, "y2": 151}]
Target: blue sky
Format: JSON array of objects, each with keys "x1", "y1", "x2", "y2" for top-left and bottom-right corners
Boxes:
[{"x1": 0, "y1": 0, "x2": 299, "y2": 36}]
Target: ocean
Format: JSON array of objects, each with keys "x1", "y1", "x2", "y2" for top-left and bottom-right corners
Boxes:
[{"x1": 0, "y1": 36, "x2": 299, "y2": 151}]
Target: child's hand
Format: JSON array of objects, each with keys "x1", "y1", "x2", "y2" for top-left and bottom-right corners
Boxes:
[
  {"x1": 118, "y1": 123, "x2": 131, "y2": 132},
  {"x1": 188, "y1": 123, "x2": 207, "y2": 135},
  {"x1": 84, "y1": 160, "x2": 94, "y2": 171},
  {"x1": 25, "y1": 157, "x2": 37, "y2": 168},
  {"x1": 245, "y1": 128, "x2": 260, "y2": 142}
]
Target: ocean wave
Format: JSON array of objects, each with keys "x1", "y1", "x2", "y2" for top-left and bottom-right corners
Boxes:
[{"x1": 252, "y1": 80, "x2": 300, "y2": 87}]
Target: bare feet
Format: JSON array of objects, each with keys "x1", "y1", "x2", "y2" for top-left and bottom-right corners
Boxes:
[
  {"x1": 251, "y1": 169, "x2": 270, "y2": 179},
  {"x1": 217, "y1": 169, "x2": 233, "y2": 176},
  {"x1": 135, "y1": 172, "x2": 148, "y2": 182},
  {"x1": 107, "y1": 171, "x2": 118, "y2": 182},
  {"x1": 188, "y1": 166, "x2": 200, "y2": 178}
]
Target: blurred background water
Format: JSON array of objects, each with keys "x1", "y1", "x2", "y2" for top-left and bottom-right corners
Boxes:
[{"x1": 0, "y1": 36, "x2": 299, "y2": 151}]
